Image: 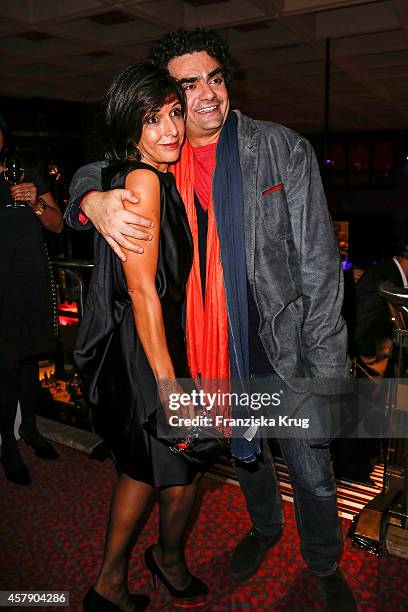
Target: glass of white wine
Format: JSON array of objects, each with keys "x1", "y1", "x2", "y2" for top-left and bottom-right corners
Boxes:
[{"x1": 4, "y1": 154, "x2": 25, "y2": 208}]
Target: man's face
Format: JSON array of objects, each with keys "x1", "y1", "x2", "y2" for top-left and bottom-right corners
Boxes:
[{"x1": 167, "y1": 51, "x2": 230, "y2": 145}]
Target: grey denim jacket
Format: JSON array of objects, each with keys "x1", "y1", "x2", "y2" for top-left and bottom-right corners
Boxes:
[
  {"x1": 65, "y1": 110, "x2": 349, "y2": 389},
  {"x1": 235, "y1": 111, "x2": 349, "y2": 387}
]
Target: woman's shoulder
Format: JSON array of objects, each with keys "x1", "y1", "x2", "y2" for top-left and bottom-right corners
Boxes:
[
  {"x1": 125, "y1": 167, "x2": 161, "y2": 199},
  {"x1": 102, "y1": 159, "x2": 166, "y2": 191}
]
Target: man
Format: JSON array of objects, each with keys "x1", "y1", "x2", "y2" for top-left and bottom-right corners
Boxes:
[
  {"x1": 333, "y1": 245, "x2": 408, "y2": 483},
  {"x1": 66, "y1": 29, "x2": 354, "y2": 610},
  {"x1": 355, "y1": 243, "x2": 408, "y2": 370}
]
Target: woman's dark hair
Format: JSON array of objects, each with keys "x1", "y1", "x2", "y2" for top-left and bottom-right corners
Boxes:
[
  {"x1": 0, "y1": 113, "x2": 12, "y2": 164},
  {"x1": 147, "y1": 28, "x2": 235, "y2": 88},
  {"x1": 103, "y1": 61, "x2": 186, "y2": 162}
]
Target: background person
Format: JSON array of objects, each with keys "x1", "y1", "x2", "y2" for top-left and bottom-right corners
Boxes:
[
  {"x1": 0, "y1": 114, "x2": 63, "y2": 486},
  {"x1": 355, "y1": 243, "x2": 408, "y2": 374},
  {"x1": 332, "y1": 243, "x2": 408, "y2": 483}
]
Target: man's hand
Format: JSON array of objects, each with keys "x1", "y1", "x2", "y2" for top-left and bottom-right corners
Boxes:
[{"x1": 82, "y1": 189, "x2": 155, "y2": 261}]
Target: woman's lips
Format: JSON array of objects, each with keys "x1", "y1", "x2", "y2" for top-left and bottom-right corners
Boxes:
[{"x1": 161, "y1": 142, "x2": 179, "y2": 149}]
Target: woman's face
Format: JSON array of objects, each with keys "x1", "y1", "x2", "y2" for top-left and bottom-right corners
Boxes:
[{"x1": 137, "y1": 97, "x2": 185, "y2": 171}]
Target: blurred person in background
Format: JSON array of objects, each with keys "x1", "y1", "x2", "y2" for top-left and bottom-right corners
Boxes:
[
  {"x1": 333, "y1": 243, "x2": 408, "y2": 484},
  {"x1": 0, "y1": 114, "x2": 63, "y2": 486},
  {"x1": 355, "y1": 242, "x2": 408, "y2": 375}
]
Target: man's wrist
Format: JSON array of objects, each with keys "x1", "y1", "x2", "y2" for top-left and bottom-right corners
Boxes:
[{"x1": 79, "y1": 190, "x2": 99, "y2": 224}]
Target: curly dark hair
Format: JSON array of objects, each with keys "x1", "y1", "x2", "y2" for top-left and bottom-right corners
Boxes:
[
  {"x1": 103, "y1": 61, "x2": 186, "y2": 162},
  {"x1": 147, "y1": 28, "x2": 235, "y2": 87}
]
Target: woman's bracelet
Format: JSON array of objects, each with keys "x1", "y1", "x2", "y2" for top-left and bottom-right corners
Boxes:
[
  {"x1": 33, "y1": 197, "x2": 47, "y2": 216},
  {"x1": 157, "y1": 380, "x2": 178, "y2": 393}
]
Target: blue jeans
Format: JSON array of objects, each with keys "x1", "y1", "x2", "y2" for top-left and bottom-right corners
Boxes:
[{"x1": 233, "y1": 381, "x2": 340, "y2": 575}]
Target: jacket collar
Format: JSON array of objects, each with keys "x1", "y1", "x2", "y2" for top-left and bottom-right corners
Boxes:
[
  {"x1": 233, "y1": 109, "x2": 259, "y2": 285},
  {"x1": 234, "y1": 109, "x2": 259, "y2": 149}
]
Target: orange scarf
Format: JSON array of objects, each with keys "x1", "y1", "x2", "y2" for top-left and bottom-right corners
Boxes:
[{"x1": 171, "y1": 141, "x2": 230, "y2": 381}]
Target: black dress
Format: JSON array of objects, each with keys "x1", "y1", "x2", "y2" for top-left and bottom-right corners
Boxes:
[
  {"x1": 75, "y1": 161, "x2": 198, "y2": 487},
  {"x1": 0, "y1": 165, "x2": 55, "y2": 371}
]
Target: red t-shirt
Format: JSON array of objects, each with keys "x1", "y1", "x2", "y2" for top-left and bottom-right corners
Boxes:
[{"x1": 192, "y1": 143, "x2": 217, "y2": 210}]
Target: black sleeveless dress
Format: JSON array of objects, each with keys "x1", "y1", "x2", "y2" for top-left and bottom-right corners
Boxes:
[
  {"x1": 75, "y1": 161, "x2": 198, "y2": 487},
  {"x1": 0, "y1": 165, "x2": 55, "y2": 371}
]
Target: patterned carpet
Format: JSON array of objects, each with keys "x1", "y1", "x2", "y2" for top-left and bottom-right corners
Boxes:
[{"x1": 0, "y1": 442, "x2": 407, "y2": 611}]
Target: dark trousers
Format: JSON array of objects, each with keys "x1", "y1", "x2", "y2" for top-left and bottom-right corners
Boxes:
[
  {"x1": 0, "y1": 359, "x2": 41, "y2": 446},
  {"x1": 233, "y1": 390, "x2": 341, "y2": 575}
]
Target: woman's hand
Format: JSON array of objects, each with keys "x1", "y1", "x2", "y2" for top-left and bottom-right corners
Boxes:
[
  {"x1": 10, "y1": 182, "x2": 38, "y2": 204},
  {"x1": 9, "y1": 182, "x2": 64, "y2": 233},
  {"x1": 158, "y1": 380, "x2": 196, "y2": 427}
]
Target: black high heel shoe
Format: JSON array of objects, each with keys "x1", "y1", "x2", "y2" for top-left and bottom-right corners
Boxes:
[
  {"x1": 83, "y1": 586, "x2": 150, "y2": 612},
  {"x1": 144, "y1": 545, "x2": 208, "y2": 602},
  {"x1": 18, "y1": 427, "x2": 59, "y2": 460}
]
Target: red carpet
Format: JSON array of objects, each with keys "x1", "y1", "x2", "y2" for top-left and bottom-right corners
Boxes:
[{"x1": 0, "y1": 442, "x2": 407, "y2": 611}]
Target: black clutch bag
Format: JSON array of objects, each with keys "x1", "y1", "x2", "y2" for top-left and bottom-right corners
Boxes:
[{"x1": 143, "y1": 410, "x2": 229, "y2": 469}]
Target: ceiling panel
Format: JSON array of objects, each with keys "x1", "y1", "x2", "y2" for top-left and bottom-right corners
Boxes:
[
  {"x1": 0, "y1": 0, "x2": 408, "y2": 132},
  {"x1": 333, "y1": 29, "x2": 407, "y2": 56},
  {"x1": 315, "y1": 1, "x2": 399, "y2": 38}
]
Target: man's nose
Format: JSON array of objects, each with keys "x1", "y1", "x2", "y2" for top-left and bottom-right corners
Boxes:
[{"x1": 199, "y1": 82, "x2": 216, "y2": 101}]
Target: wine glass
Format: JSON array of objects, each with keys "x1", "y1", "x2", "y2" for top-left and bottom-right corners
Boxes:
[{"x1": 4, "y1": 154, "x2": 25, "y2": 208}]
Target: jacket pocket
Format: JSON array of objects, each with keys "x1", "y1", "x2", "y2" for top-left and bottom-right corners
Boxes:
[
  {"x1": 262, "y1": 183, "x2": 284, "y2": 196},
  {"x1": 258, "y1": 189, "x2": 292, "y2": 240}
]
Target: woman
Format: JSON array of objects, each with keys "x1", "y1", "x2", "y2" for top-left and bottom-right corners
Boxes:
[
  {"x1": 0, "y1": 114, "x2": 63, "y2": 486},
  {"x1": 76, "y1": 64, "x2": 208, "y2": 612}
]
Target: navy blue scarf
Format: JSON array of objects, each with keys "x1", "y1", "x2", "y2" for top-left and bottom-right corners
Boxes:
[{"x1": 213, "y1": 112, "x2": 260, "y2": 462}]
